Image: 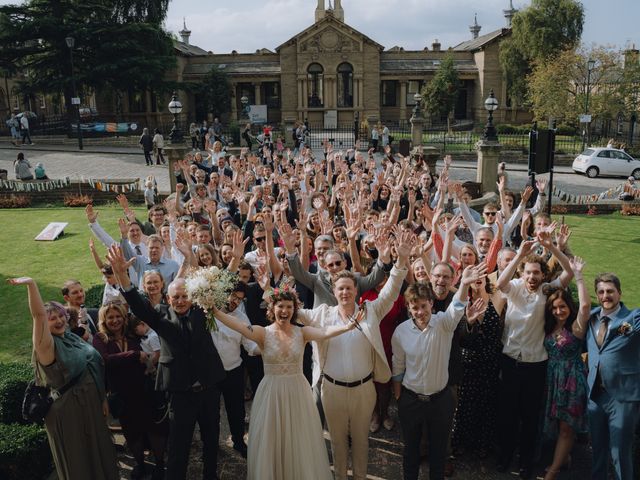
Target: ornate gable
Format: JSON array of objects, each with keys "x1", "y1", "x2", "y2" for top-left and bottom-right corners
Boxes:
[{"x1": 276, "y1": 15, "x2": 383, "y2": 54}]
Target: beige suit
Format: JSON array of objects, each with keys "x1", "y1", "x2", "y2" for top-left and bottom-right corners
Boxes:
[{"x1": 298, "y1": 265, "x2": 408, "y2": 480}]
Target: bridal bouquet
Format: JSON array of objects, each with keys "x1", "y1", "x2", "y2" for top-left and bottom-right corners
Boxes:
[{"x1": 185, "y1": 266, "x2": 237, "y2": 331}]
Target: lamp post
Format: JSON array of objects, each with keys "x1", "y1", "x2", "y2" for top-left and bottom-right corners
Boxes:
[
  {"x1": 168, "y1": 92, "x2": 183, "y2": 144},
  {"x1": 412, "y1": 92, "x2": 423, "y2": 119},
  {"x1": 581, "y1": 59, "x2": 596, "y2": 152},
  {"x1": 482, "y1": 89, "x2": 499, "y2": 142},
  {"x1": 240, "y1": 95, "x2": 249, "y2": 120},
  {"x1": 65, "y1": 36, "x2": 83, "y2": 150}
]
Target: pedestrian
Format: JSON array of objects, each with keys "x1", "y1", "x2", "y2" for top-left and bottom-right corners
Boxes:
[
  {"x1": 371, "y1": 125, "x2": 379, "y2": 152},
  {"x1": 152, "y1": 129, "x2": 166, "y2": 165},
  {"x1": 139, "y1": 128, "x2": 154, "y2": 166},
  {"x1": 6, "y1": 113, "x2": 20, "y2": 146},
  {"x1": 144, "y1": 180, "x2": 156, "y2": 209},
  {"x1": 242, "y1": 123, "x2": 253, "y2": 151},
  {"x1": 189, "y1": 122, "x2": 198, "y2": 150},
  {"x1": 14, "y1": 152, "x2": 34, "y2": 180},
  {"x1": 20, "y1": 112, "x2": 34, "y2": 145}
]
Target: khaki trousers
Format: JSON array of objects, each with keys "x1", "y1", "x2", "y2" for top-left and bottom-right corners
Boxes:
[{"x1": 321, "y1": 378, "x2": 376, "y2": 480}]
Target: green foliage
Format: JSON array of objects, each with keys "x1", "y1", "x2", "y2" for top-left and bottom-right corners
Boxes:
[
  {"x1": 228, "y1": 120, "x2": 240, "y2": 145},
  {"x1": 0, "y1": 0, "x2": 176, "y2": 107},
  {"x1": 500, "y1": 0, "x2": 584, "y2": 102},
  {"x1": 84, "y1": 284, "x2": 105, "y2": 309},
  {"x1": 496, "y1": 124, "x2": 531, "y2": 134},
  {"x1": 197, "y1": 66, "x2": 232, "y2": 119},
  {"x1": 421, "y1": 54, "x2": 459, "y2": 125},
  {"x1": 0, "y1": 423, "x2": 52, "y2": 480},
  {"x1": 0, "y1": 362, "x2": 32, "y2": 424}
]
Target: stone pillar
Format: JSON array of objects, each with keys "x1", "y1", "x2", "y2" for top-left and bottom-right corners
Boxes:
[
  {"x1": 254, "y1": 83, "x2": 261, "y2": 105},
  {"x1": 410, "y1": 113, "x2": 423, "y2": 149},
  {"x1": 165, "y1": 144, "x2": 189, "y2": 193},
  {"x1": 399, "y1": 81, "x2": 408, "y2": 121},
  {"x1": 475, "y1": 139, "x2": 502, "y2": 194},
  {"x1": 231, "y1": 83, "x2": 238, "y2": 120}
]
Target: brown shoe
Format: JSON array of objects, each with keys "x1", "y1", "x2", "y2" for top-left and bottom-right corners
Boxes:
[{"x1": 444, "y1": 459, "x2": 455, "y2": 477}]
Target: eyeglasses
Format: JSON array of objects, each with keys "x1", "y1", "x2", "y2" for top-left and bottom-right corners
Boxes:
[
  {"x1": 483, "y1": 211, "x2": 497, "y2": 216},
  {"x1": 254, "y1": 237, "x2": 266, "y2": 242},
  {"x1": 326, "y1": 261, "x2": 343, "y2": 268}
]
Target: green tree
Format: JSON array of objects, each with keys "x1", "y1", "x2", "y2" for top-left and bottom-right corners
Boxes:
[
  {"x1": 197, "y1": 66, "x2": 231, "y2": 119},
  {"x1": 420, "y1": 54, "x2": 459, "y2": 131},
  {"x1": 500, "y1": 0, "x2": 584, "y2": 104},
  {"x1": 0, "y1": 0, "x2": 176, "y2": 113}
]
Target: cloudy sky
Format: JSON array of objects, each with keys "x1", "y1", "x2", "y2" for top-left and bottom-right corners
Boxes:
[{"x1": 163, "y1": 0, "x2": 639, "y2": 53}]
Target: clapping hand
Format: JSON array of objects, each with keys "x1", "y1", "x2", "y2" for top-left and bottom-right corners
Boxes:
[{"x1": 466, "y1": 297, "x2": 487, "y2": 325}]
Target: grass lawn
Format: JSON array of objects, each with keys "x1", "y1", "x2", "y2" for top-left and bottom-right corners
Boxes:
[{"x1": 0, "y1": 207, "x2": 639, "y2": 362}]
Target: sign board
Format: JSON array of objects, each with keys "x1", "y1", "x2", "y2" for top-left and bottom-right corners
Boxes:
[
  {"x1": 579, "y1": 114, "x2": 592, "y2": 123},
  {"x1": 248, "y1": 105, "x2": 267, "y2": 124},
  {"x1": 35, "y1": 222, "x2": 68, "y2": 241},
  {"x1": 324, "y1": 110, "x2": 338, "y2": 129},
  {"x1": 71, "y1": 97, "x2": 81, "y2": 105}
]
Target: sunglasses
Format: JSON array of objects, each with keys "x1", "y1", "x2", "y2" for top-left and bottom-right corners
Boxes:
[
  {"x1": 483, "y1": 211, "x2": 497, "y2": 216},
  {"x1": 254, "y1": 237, "x2": 266, "y2": 242},
  {"x1": 325, "y1": 261, "x2": 343, "y2": 268}
]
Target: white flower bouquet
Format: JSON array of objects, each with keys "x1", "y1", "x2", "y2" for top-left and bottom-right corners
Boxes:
[{"x1": 185, "y1": 266, "x2": 238, "y2": 331}]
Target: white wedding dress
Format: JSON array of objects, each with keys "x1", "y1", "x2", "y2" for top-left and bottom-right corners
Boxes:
[{"x1": 247, "y1": 325, "x2": 333, "y2": 480}]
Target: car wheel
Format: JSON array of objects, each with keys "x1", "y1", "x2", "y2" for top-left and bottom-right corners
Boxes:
[
  {"x1": 586, "y1": 166, "x2": 599, "y2": 178},
  {"x1": 632, "y1": 169, "x2": 640, "y2": 180}
]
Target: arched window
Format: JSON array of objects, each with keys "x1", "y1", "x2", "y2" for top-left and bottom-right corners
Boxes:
[
  {"x1": 337, "y1": 63, "x2": 353, "y2": 107},
  {"x1": 307, "y1": 63, "x2": 324, "y2": 107}
]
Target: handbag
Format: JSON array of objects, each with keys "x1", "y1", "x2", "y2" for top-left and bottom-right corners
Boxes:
[{"x1": 22, "y1": 369, "x2": 83, "y2": 424}]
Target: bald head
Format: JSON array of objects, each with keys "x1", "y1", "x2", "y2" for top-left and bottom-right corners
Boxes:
[{"x1": 167, "y1": 278, "x2": 191, "y2": 315}]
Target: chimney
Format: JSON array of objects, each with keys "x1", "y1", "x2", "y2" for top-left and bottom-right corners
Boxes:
[
  {"x1": 179, "y1": 18, "x2": 191, "y2": 45},
  {"x1": 432, "y1": 39, "x2": 441, "y2": 52},
  {"x1": 315, "y1": 0, "x2": 326, "y2": 22},
  {"x1": 503, "y1": 0, "x2": 517, "y2": 27},
  {"x1": 470, "y1": 13, "x2": 481, "y2": 39}
]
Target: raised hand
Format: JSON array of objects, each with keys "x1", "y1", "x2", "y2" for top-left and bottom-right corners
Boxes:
[
  {"x1": 466, "y1": 297, "x2": 487, "y2": 325},
  {"x1": 277, "y1": 221, "x2": 297, "y2": 254},
  {"x1": 536, "y1": 229, "x2": 553, "y2": 248},
  {"x1": 176, "y1": 183, "x2": 184, "y2": 194},
  {"x1": 254, "y1": 264, "x2": 271, "y2": 291},
  {"x1": 116, "y1": 194, "x2": 129, "y2": 211},
  {"x1": 521, "y1": 185, "x2": 534, "y2": 205},
  {"x1": 106, "y1": 245, "x2": 130, "y2": 283},
  {"x1": 232, "y1": 230, "x2": 249, "y2": 259},
  {"x1": 518, "y1": 239, "x2": 538, "y2": 257},
  {"x1": 556, "y1": 223, "x2": 571, "y2": 251},
  {"x1": 85, "y1": 204, "x2": 98, "y2": 223},
  {"x1": 460, "y1": 262, "x2": 488, "y2": 286},
  {"x1": 496, "y1": 175, "x2": 506, "y2": 192},
  {"x1": 345, "y1": 214, "x2": 362, "y2": 240},
  {"x1": 394, "y1": 228, "x2": 418, "y2": 267},
  {"x1": 175, "y1": 229, "x2": 193, "y2": 257},
  {"x1": 6, "y1": 277, "x2": 35, "y2": 286},
  {"x1": 536, "y1": 178, "x2": 548, "y2": 194},
  {"x1": 118, "y1": 217, "x2": 129, "y2": 238},
  {"x1": 569, "y1": 256, "x2": 585, "y2": 277}
]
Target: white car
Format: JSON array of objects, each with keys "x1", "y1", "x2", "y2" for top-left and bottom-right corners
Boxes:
[{"x1": 573, "y1": 147, "x2": 640, "y2": 179}]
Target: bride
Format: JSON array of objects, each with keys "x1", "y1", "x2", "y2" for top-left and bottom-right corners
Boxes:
[{"x1": 212, "y1": 284, "x2": 359, "y2": 480}]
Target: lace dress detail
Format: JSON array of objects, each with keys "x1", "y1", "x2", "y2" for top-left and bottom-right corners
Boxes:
[
  {"x1": 262, "y1": 326, "x2": 303, "y2": 376},
  {"x1": 247, "y1": 324, "x2": 332, "y2": 480}
]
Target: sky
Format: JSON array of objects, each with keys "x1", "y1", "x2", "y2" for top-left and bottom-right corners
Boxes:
[
  {"x1": 161, "y1": 0, "x2": 639, "y2": 54},
  {"x1": 0, "y1": 0, "x2": 637, "y2": 53}
]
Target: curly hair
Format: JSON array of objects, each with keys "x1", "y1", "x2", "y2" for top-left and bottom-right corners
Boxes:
[
  {"x1": 519, "y1": 254, "x2": 550, "y2": 280},
  {"x1": 266, "y1": 289, "x2": 301, "y2": 324}
]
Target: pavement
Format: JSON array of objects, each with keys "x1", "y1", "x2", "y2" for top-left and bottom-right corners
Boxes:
[{"x1": 0, "y1": 141, "x2": 627, "y2": 198}]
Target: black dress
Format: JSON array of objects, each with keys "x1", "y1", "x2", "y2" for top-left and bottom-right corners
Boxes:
[{"x1": 452, "y1": 300, "x2": 503, "y2": 453}]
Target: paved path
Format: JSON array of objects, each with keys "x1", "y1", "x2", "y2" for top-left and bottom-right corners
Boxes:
[{"x1": 0, "y1": 143, "x2": 625, "y2": 198}]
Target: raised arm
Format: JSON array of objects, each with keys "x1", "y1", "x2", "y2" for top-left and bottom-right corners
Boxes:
[
  {"x1": 497, "y1": 239, "x2": 537, "y2": 294},
  {"x1": 212, "y1": 306, "x2": 265, "y2": 346},
  {"x1": 86, "y1": 204, "x2": 117, "y2": 247},
  {"x1": 570, "y1": 257, "x2": 589, "y2": 340},
  {"x1": 7, "y1": 277, "x2": 55, "y2": 366},
  {"x1": 537, "y1": 230, "x2": 574, "y2": 287},
  {"x1": 302, "y1": 319, "x2": 358, "y2": 342}
]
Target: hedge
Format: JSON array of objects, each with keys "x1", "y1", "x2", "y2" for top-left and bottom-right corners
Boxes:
[
  {"x1": 0, "y1": 423, "x2": 52, "y2": 480},
  {"x1": 84, "y1": 283, "x2": 105, "y2": 309},
  {"x1": 0, "y1": 362, "x2": 32, "y2": 424}
]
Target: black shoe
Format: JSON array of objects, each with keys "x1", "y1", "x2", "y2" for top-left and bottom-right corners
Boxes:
[
  {"x1": 519, "y1": 467, "x2": 533, "y2": 479},
  {"x1": 131, "y1": 464, "x2": 147, "y2": 479},
  {"x1": 233, "y1": 442, "x2": 248, "y2": 458}
]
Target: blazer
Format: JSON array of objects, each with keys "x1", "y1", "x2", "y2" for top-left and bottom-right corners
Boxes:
[
  {"x1": 122, "y1": 286, "x2": 226, "y2": 392},
  {"x1": 298, "y1": 265, "x2": 408, "y2": 385},
  {"x1": 586, "y1": 303, "x2": 640, "y2": 402}
]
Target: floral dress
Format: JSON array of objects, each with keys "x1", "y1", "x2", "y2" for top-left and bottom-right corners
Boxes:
[{"x1": 542, "y1": 328, "x2": 589, "y2": 436}]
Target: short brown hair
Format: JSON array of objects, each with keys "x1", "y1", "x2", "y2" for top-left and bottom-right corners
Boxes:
[
  {"x1": 332, "y1": 270, "x2": 357, "y2": 287},
  {"x1": 520, "y1": 254, "x2": 550, "y2": 278},
  {"x1": 594, "y1": 273, "x2": 621, "y2": 293},
  {"x1": 405, "y1": 283, "x2": 434, "y2": 304}
]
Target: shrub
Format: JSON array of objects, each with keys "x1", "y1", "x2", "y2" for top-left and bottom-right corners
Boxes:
[
  {"x1": 84, "y1": 284, "x2": 105, "y2": 309},
  {"x1": 0, "y1": 423, "x2": 52, "y2": 480},
  {"x1": 63, "y1": 193, "x2": 93, "y2": 207},
  {"x1": 0, "y1": 194, "x2": 32, "y2": 208},
  {"x1": 0, "y1": 362, "x2": 32, "y2": 424}
]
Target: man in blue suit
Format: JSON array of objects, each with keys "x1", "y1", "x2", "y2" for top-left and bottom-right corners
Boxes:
[{"x1": 586, "y1": 272, "x2": 640, "y2": 480}]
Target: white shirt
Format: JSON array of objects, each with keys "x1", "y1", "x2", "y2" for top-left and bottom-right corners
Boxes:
[
  {"x1": 502, "y1": 277, "x2": 561, "y2": 362},
  {"x1": 212, "y1": 309, "x2": 259, "y2": 371},
  {"x1": 324, "y1": 310, "x2": 374, "y2": 382},
  {"x1": 140, "y1": 329, "x2": 161, "y2": 354},
  {"x1": 391, "y1": 300, "x2": 466, "y2": 395},
  {"x1": 244, "y1": 247, "x2": 282, "y2": 270}
]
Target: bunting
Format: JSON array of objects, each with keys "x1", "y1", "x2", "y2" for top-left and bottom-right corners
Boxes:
[
  {"x1": 551, "y1": 184, "x2": 624, "y2": 205},
  {"x1": 0, "y1": 177, "x2": 70, "y2": 192},
  {"x1": 86, "y1": 178, "x2": 140, "y2": 193}
]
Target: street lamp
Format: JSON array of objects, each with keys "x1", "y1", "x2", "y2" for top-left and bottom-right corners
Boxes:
[
  {"x1": 65, "y1": 36, "x2": 83, "y2": 150},
  {"x1": 168, "y1": 92, "x2": 183, "y2": 144},
  {"x1": 412, "y1": 92, "x2": 422, "y2": 118},
  {"x1": 240, "y1": 95, "x2": 249, "y2": 120},
  {"x1": 482, "y1": 89, "x2": 499, "y2": 142},
  {"x1": 581, "y1": 59, "x2": 596, "y2": 152}
]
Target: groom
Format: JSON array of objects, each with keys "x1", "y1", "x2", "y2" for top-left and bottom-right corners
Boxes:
[{"x1": 586, "y1": 272, "x2": 640, "y2": 480}]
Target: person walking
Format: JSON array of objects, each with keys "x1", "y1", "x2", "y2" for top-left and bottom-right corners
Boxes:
[
  {"x1": 6, "y1": 113, "x2": 20, "y2": 146},
  {"x1": 20, "y1": 112, "x2": 34, "y2": 145},
  {"x1": 152, "y1": 129, "x2": 166, "y2": 165},
  {"x1": 139, "y1": 128, "x2": 154, "y2": 166}
]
